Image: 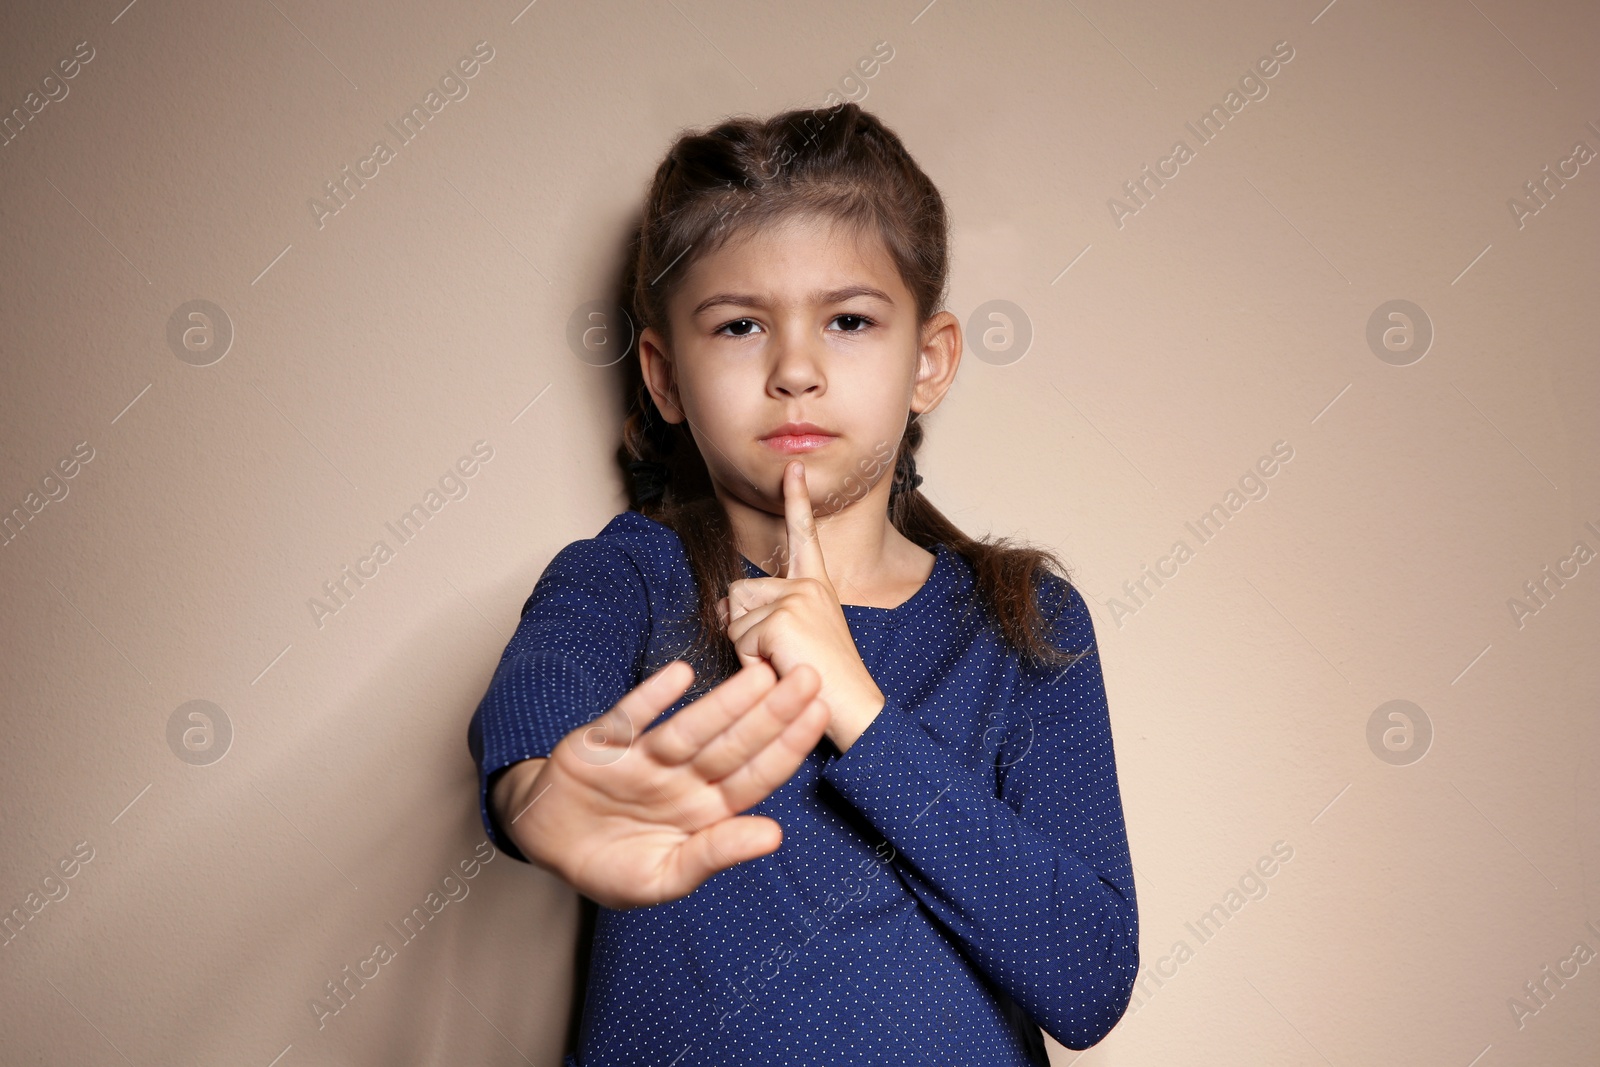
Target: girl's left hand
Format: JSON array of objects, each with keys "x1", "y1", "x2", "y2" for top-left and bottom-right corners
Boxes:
[{"x1": 719, "y1": 460, "x2": 886, "y2": 751}]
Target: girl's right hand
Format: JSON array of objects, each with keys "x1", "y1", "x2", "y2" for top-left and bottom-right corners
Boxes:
[{"x1": 492, "y1": 658, "x2": 830, "y2": 910}]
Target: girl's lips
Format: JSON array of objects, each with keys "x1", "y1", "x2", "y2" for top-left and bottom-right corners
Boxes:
[{"x1": 761, "y1": 434, "x2": 837, "y2": 454}]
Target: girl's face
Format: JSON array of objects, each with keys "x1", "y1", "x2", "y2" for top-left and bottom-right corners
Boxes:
[{"x1": 639, "y1": 211, "x2": 960, "y2": 519}]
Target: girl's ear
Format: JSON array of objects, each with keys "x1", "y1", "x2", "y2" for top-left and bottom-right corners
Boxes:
[
  {"x1": 639, "y1": 327, "x2": 686, "y2": 423},
  {"x1": 911, "y1": 311, "x2": 962, "y2": 416}
]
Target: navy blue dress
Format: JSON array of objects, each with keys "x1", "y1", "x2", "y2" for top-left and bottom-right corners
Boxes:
[{"x1": 467, "y1": 509, "x2": 1138, "y2": 1065}]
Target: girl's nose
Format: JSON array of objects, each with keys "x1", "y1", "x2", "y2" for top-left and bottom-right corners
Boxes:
[{"x1": 767, "y1": 332, "x2": 826, "y2": 397}]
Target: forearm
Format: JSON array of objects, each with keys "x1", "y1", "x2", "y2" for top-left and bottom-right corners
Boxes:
[
  {"x1": 821, "y1": 698, "x2": 1138, "y2": 1045},
  {"x1": 888, "y1": 788, "x2": 1137, "y2": 1042}
]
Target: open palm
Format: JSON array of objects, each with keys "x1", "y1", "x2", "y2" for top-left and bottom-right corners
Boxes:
[{"x1": 499, "y1": 658, "x2": 829, "y2": 910}]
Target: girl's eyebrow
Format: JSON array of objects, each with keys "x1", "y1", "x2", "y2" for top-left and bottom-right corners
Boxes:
[{"x1": 690, "y1": 285, "x2": 894, "y2": 318}]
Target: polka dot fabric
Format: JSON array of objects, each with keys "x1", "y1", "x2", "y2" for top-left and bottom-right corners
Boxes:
[{"x1": 467, "y1": 510, "x2": 1139, "y2": 1065}]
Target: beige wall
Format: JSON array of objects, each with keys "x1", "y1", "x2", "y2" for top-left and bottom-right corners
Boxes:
[{"x1": 3, "y1": 0, "x2": 1597, "y2": 1063}]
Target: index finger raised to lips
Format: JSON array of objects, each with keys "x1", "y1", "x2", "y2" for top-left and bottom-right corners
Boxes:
[{"x1": 782, "y1": 460, "x2": 828, "y2": 582}]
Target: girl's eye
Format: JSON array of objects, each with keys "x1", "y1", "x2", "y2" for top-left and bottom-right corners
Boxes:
[
  {"x1": 712, "y1": 314, "x2": 876, "y2": 337},
  {"x1": 715, "y1": 318, "x2": 763, "y2": 337}
]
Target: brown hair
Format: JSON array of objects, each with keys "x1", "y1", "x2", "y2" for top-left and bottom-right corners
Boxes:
[{"x1": 614, "y1": 102, "x2": 1087, "y2": 689}]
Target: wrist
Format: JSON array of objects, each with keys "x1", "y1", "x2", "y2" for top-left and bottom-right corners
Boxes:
[
  {"x1": 494, "y1": 757, "x2": 553, "y2": 865},
  {"x1": 827, "y1": 688, "x2": 887, "y2": 754}
]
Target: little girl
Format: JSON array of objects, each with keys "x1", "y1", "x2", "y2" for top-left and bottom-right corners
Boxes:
[{"x1": 467, "y1": 102, "x2": 1138, "y2": 1066}]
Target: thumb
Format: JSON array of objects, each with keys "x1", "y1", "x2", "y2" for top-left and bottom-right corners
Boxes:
[{"x1": 677, "y1": 815, "x2": 784, "y2": 885}]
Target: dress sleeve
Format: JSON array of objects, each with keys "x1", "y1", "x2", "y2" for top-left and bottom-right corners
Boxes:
[
  {"x1": 818, "y1": 574, "x2": 1138, "y2": 1049},
  {"x1": 466, "y1": 536, "x2": 653, "y2": 862}
]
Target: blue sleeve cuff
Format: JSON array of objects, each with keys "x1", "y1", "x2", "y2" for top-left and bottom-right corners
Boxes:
[{"x1": 469, "y1": 651, "x2": 608, "y2": 863}]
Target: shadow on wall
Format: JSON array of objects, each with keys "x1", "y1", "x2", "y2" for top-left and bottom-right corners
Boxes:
[
  {"x1": 2, "y1": 571, "x2": 597, "y2": 1065},
  {"x1": 274, "y1": 216, "x2": 652, "y2": 1064},
  {"x1": 297, "y1": 577, "x2": 597, "y2": 1065},
  {"x1": 126, "y1": 201, "x2": 649, "y2": 1067},
  {"x1": 272, "y1": 206, "x2": 655, "y2": 1066}
]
